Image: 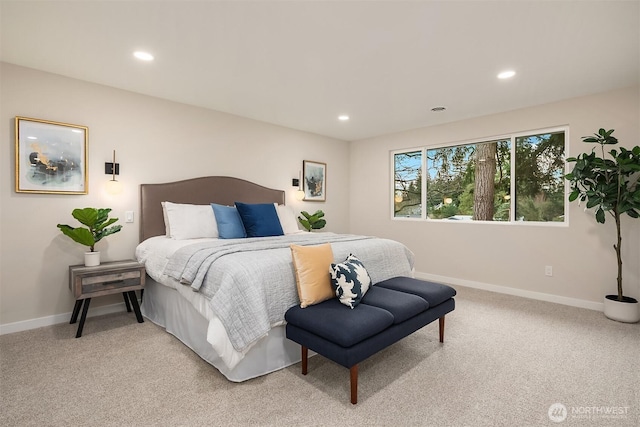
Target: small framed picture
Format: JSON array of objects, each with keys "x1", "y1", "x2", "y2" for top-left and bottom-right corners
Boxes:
[
  {"x1": 303, "y1": 160, "x2": 326, "y2": 201},
  {"x1": 15, "y1": 117, "x2": 88, "y2": 194}
]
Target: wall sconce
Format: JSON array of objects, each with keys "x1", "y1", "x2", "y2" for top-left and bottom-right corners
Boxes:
[
  {"x1": 105, "y1": 150, "x2": 123, "y2": 195},
  {"x1": 444, "y1": 197, "x2": 453, "y2": 205},
  {"x1": 394, "y1": 191, "x2": 403, "y2": 203},
  {"x1": 293, "y1": 171, "x2": 305, "y2": 201}
]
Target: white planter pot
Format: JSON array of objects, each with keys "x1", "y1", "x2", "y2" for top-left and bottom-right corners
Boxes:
[
  {"x1": 84, "y1": 251, "x2": 101, "y2": 267},
  {"x1": 603, "y1": 295, "x2": 640, "y2": 323}
]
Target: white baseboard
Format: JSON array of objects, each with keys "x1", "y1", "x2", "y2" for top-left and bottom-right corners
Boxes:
[
  {"x1": 414, "y1": 271, "x2": 604, "y2": 312},
  {"x1": 0, "y1": 302, "x2": 129, "y2": 335},
  {"x1": 1, "y1": 275, "x2": 603, "y2": 335}
]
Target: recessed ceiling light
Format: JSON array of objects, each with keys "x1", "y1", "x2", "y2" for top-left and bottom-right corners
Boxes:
[
  {"x1": 338, "y1": 115, "x2": 350, "y2": 121},
  {"x1": 497, "y1": 70, "x2": 516, "y2": 79},
  {"x1": 430, "y1": 106, "x2": 446, "y2": 112},
  {"x1": 133, "y1": 51, "x2": 154, "y2": 61}
]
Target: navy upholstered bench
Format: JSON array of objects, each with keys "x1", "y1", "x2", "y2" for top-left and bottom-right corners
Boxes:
[{"x1": 285, "y1": 276, "x2": 456, "y2": 404}]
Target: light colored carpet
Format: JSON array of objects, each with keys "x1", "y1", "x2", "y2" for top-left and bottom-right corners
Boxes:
[{"x1": 1, "y1": 286, "x2": 638, "y2": 426}]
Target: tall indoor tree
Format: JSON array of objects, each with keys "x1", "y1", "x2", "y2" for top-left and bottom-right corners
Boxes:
[{"x1": 565, "y1": 128, "x2": 640, "y2": 322}]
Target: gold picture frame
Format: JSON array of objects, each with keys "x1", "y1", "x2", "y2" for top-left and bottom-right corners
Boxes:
[
  {"x1": 302, "y1": 160, "x2": 326, "y2": 201},
  {"x1": 15, "y1": 117, "x2": 88, "y2": 194}
]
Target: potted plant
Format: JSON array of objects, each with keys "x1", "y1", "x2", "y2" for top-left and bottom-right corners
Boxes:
[
  {"x1": 57, "y1": 207, "x2": 122, "y2": 266},
  {"x1": 565, "y1": 128, "x2": 640, "y2": 322},
  {"x1": 298, "y1": 210, "x2": 326, "y2": 232}
]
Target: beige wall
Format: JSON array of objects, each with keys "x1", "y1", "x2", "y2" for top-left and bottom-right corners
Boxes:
[
  {"x1": 2, "y1": 61, "x2": 638, "y2": 330},
  {"x1": 349, "y1": 87, "x2": 640, "y2": 307},
  {"x1": 0, "y1": 62, "x2": 349, "y2": 326}
]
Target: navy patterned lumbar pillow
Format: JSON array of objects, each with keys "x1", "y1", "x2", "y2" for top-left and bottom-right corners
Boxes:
[{"x1": 330, "y1": 254, "x2": 372, "y2": 309}]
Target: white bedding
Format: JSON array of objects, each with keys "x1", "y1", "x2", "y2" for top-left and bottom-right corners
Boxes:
[
  {"x1": 136, "y1": 236, "x2": 251, "y2": 368},
  {"x1": 140, "y1": 279, "x2": 302, "y2": 382},
  {"x1": 136, "y1": 233, "x2": 415, "y2": 370}
]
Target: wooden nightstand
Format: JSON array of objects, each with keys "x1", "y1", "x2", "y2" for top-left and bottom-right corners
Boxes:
[{"x1": 69, "y1": 260, "x2": 146, "y2": 338}]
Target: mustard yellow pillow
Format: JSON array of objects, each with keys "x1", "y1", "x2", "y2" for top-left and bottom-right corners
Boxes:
[{"x1": 290, "y1": 243, "x2": 335, "y2": 308}]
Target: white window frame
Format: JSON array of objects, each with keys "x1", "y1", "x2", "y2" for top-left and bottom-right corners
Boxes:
[{"x1": 391, "y1": 126, "x2": 570, "y2": 226}]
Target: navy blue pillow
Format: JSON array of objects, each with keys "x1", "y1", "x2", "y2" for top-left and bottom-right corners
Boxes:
[
  {"x1": 211, "y1": 204, "x2": 247, "y2": 239},
  {"x1": 235, "y1": 202, "x2": 284, "y2": 237}
]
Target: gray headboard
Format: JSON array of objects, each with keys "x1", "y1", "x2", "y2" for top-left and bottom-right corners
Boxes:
[{"x1": 140, "y1": 176, "x2": 285, "y2": 242}]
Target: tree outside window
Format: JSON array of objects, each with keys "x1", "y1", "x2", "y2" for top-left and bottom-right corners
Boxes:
[
  {"x1": 515, "y1": 132, "x2": 565, "y2": 222},
  {"x1": 394, "y1": 151, "x2": 422, "y2": 218}
]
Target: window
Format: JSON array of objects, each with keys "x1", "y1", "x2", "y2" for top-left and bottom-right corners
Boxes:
[
  {"x1": 514, "y1": 132, "x2": 566, "y2": 222},
  {"x1": 394, "y1": 150, "x2": 422, "y2": 218},
  {"x1": 392, "y1": 128, "x2": 567, "y2": 223},
  {"x1": 426, "y1": 139, "x2": 511, "y2": 221}
]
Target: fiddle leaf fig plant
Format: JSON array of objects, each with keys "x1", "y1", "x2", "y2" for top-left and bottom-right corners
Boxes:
[
  {"x1": 565, "y1": 129, "x2": 640, "y2": 301},
  {"x1": 298, "y1": 210, "x2": 326, "y2": 232},
  {"x1": 57, "y1": 207, "x2": 122, "y2": 252}
]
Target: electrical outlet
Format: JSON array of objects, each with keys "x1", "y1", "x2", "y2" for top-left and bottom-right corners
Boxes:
[
  {"x1": 545, "y1": 265, "x2": 553, "y2": 277},
  {"x1": 125, "y1": 211, "x2": 134, "y2": 223}
]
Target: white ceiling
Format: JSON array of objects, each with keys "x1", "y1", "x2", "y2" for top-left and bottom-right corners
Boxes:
[{"x1": 1, "y1": 1, "x2": 638, "y2": 141}]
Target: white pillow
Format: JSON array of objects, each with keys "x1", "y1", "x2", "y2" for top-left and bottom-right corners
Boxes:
[
  {"x1": 275, "y1": 204, "x2": 300, "y2": 234},
  {"x1": 161, "y1": 202, "x2": 171, "y2": 236},
  {"x1": 163, "y1": 201, "x2": 219, "y2": 239}
]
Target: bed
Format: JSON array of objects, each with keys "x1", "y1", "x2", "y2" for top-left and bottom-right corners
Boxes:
[{"x1": 136, "y1": 176, "x2": 415, "y2": 381}]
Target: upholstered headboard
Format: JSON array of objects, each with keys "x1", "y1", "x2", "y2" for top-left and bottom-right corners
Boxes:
[{"x1": 140, "y1": 176, "x2": 286, "y2": 242}]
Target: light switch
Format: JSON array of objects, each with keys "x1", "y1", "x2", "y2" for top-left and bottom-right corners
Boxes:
[{"x1": 125, "y1": 211, "x2": 134, "y2": 223}]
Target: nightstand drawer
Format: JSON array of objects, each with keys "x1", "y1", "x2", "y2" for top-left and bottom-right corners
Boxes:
[
  {"x1": 69, "y1": 261, "x2": 146, "y2": 299},
  {"x1": 81, "y1": 270, "x2": 142, "y2": 293}
]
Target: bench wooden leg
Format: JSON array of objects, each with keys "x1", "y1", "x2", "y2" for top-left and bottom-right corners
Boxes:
[
  {"x1": 439, "y1": 316, "x2": 445, "y2": 343},
  {"x1": 301, "y1": 346, "x2": 308, "y2": 375},
  {"x1": 350, "y1": 365, "x2": 358, "y2": 404}
]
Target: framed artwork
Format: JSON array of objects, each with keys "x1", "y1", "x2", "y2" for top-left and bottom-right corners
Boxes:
[
  {"x1": 302, "y1": 160, "x2": 326, "y2": 202},
  {"x1": 15, "y1": 117, "x2": 88, "y2": 194}
]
